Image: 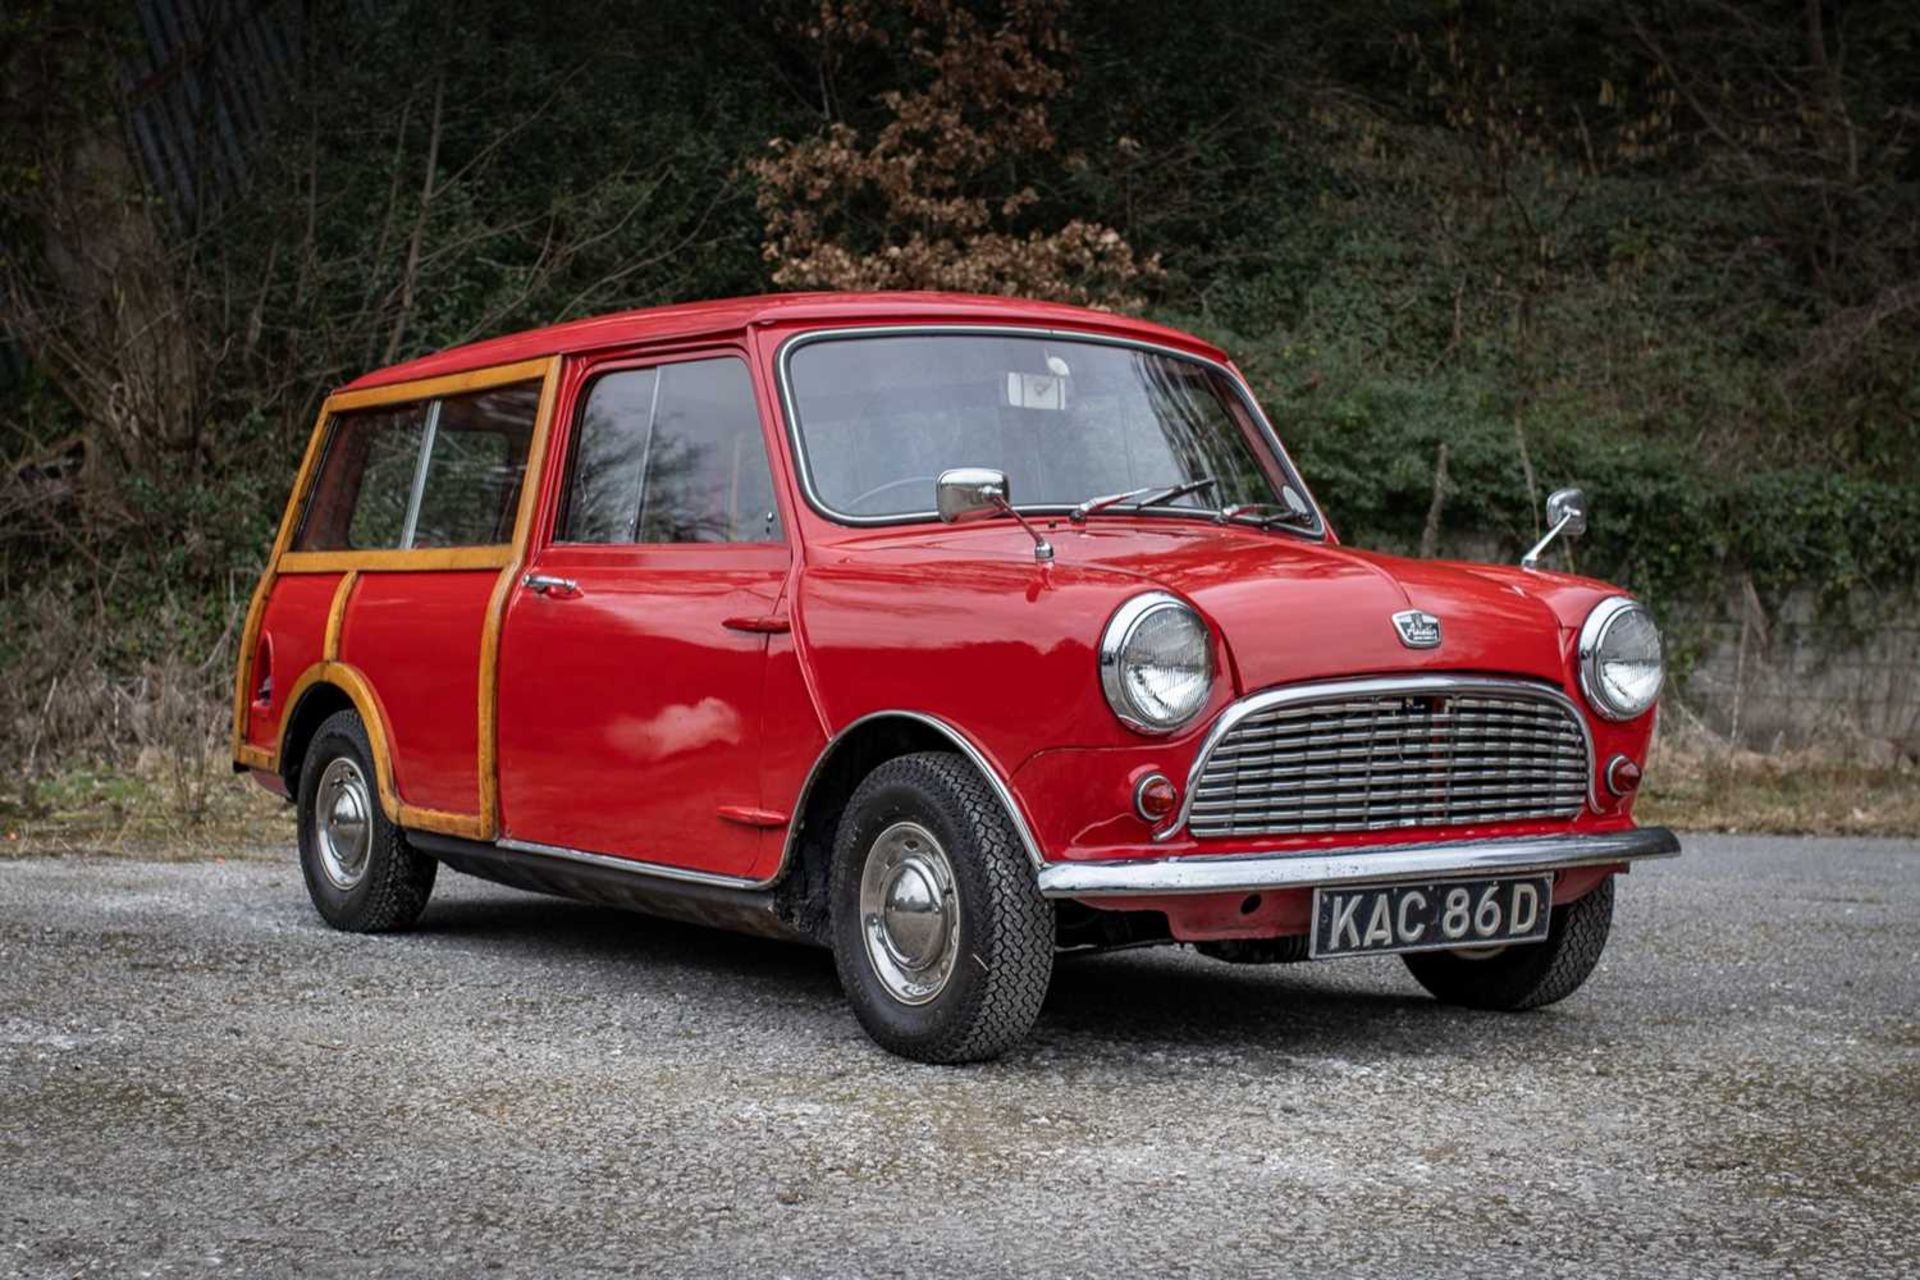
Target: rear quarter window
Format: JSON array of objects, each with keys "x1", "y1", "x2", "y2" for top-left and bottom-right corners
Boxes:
[
  {"x1": 293, "y1": 380, "x2": 540, "y2": 551},
  {"x1": 410, "y1": 383, "x2": 540, "y2": 547},
  {"x1": 295, "y1": 404, "x2": 428, "y2": 551}
]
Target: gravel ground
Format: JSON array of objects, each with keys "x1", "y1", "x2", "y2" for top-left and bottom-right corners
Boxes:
[{"x1": 1, "y1": 835, "x2": 1914, "y2": 1279}]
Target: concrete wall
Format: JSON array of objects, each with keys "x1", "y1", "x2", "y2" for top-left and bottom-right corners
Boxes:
[{"x1": 1670, "y1": 584, "x2": 1920, "y2": 761}]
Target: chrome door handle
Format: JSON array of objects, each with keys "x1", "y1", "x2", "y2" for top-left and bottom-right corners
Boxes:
[{"x1": 522, "y1": 573, "x2": 579, "y2": 597}]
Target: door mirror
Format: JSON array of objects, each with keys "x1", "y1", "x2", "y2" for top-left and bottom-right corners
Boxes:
[
  {"x1": 936, "y1": 468, "x2": 1011, "y2": 524},
  {"x1": 1546, "y1": 487, "x2": 1588, "y2": 538},
  {"x1": 934, "y1": 466, "x2": 1053, "y2": 561},
  {"x1": 1521, "y1": 487, "x2": 1590, "y2": 570}
]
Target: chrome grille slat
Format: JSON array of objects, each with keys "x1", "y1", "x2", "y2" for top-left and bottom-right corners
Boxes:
[
  {"x1": 1192, "y1": 780, "x2": 1589, "y2": 806},
  {"x1": 1185, "y1": 679, "x2": 1591, "y2": 838},
  {"x1": 1204, "y1": 744, "x2": 1585, "y2": 772},
  {"x1": 1193, "y1": 799, "x2": 1588, "y2": 826},
  {"x1": 1214, "y1": 722, "x2": 1583, "y2": 753},
  {"x1": 1198, "y1": 766, "x2": 1587, "y2": 789}
]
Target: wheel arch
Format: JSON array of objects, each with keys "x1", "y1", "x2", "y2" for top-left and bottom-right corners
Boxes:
[
  {"x1": 276, "y1": 663, "x2": 404, "y2": 821},
  {"x1": 774, "y1": 711, "x2": 1045, "y2": 941}
]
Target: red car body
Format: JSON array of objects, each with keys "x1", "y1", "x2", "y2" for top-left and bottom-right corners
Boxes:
[{"x1": 235, "y1": 292, "x2": 1675, "y2": 1047}]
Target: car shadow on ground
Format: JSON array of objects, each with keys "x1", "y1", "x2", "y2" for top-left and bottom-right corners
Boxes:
[
  {"x1": 1035, "y1": 947, "x2": 1556, "y2": 1061},
  {"x1": 408, "y1": 889, "x2": 843, "y2": 996},
  {"x1": 403, "y1": 885, "x2": 1571, "y2": 1062}
]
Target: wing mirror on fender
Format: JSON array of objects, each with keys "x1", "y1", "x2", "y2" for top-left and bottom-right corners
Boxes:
[
  {"x1": 936, "y1": 467, "x2": 1010, "y2": 523},
  {"x1": 1521, "y1": 486, "x2": 1588, "y2": 570},
  {"x1": 936, "y1": 468, "x2": 1054, "y2": 562}
]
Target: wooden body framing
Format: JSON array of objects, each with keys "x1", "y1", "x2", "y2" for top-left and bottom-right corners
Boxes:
[{"x1": 230, "y1": 356, "x2": 561, "y2": 840}]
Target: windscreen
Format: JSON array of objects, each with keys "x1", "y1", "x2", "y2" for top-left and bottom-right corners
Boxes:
[{"x1": 784, "y1": 333, "x2": 1315, "y2": 527}]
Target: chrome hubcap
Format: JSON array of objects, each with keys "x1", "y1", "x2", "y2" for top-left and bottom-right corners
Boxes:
[
  {"x1": 859, "y1": 821, "x2": 960, "y2": 1006},
  {"x1": 314, "y1": 757, "x2": 372, "y2": 891}
]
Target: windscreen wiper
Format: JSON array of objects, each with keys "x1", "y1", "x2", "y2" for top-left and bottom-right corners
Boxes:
[
  {"x1": 1069, "y1": 477, "x2": 1218, "y2": 524},
  {"x1": 1216, "y1": 497, "x2": 1316, "y2": 530},
  {"x1": 1069, "y1": 485, "x2": 1158, "y2": 523},
  {"x1": 1131, "y1": 476, "x2": 1219, "y2": 510}
]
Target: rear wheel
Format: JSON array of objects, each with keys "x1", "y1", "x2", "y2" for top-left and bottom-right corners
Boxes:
[
  {"x1": 1402, "y1": 875, "x2": 1613, "y2": 1010},
  {"x1": 829, "y1": 752, "x2": 1054, "y2": 1063},
  {"x1": 296, "y1": 709, "x2": 436, "y2": 933}
]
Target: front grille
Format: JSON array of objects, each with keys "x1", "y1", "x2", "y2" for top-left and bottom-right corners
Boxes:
[{"x1": 1185, "y1": 682, "x2": 1591, "y2": 838}]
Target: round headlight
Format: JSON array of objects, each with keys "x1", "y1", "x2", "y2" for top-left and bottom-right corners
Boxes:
[
  {"x1": 1579, "y1": 596, "x2": 1664, "y2": 721},
  {"x1": 1099, "y1": 593, "x2": 1214, "y2": 733}
]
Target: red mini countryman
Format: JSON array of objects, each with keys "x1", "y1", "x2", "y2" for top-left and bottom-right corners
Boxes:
[{"x1": 233, "y1": 292, "x2": 1676, "y2": 1062}]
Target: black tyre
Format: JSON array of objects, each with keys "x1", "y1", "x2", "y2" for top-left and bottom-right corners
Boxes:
[
  {"x1": 1402, "y1": 875, "x2": 1614, "y2": 1011},
  {"x1": 829, "y1": 752, "x2": 1055, "y2": 1063},
  {"x1": 296, "y1": 709, "x2": 436, "y2": 933}
]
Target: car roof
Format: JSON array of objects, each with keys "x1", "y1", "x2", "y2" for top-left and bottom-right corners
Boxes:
[{"x1": 341, "y1": 291, "x2": 1229, "y2": 391}]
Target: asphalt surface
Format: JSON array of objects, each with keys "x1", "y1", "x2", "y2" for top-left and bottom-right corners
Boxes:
[{"x1": 1, "y1": 835, "x2": 1914, "y2": 1279}]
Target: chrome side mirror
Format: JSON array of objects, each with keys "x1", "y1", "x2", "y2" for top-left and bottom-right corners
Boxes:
[
  {"x1": 1547, "y1": 487, "x2": 1588, "y2": 538},
  {"x1": 1521, "y1": 487, "x2": 1588, "y2": 570},
  {"x1": 936, "y1": 467, "x2": 1009, "y2": 523},
  {"x1": 935, "y1": 467, "x2": 1054, "y2": 562}
]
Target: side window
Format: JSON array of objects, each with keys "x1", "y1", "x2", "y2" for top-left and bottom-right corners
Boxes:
[
  {"x1": 558, "y1": 368, "x2": 657, "y2": 544},
  {"x1": 558, "y1": 356, "x2": 781, "y2": 544},
  {"x1": 295, "y1": 404, "x2": 427, "y2": 551},
  {"x1": 411, "y1": 383, "x2": 540, "y2": 547},
  {"x1": 292, "y1": 379, "x2": 539, "y2": 552}
]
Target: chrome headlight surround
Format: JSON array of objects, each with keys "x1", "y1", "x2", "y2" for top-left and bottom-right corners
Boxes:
[
  {"x1": 1099, "y1": 592, "x2": 1214, "y2": 734},
  {"x1": 1578, "y1": 596, "x2": 1665, "y2": 722}
]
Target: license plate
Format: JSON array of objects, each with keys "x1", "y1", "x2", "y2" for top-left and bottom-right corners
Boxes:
[{"x1": 1310, "y1": 875, "x2": 1553, "y2": 959}]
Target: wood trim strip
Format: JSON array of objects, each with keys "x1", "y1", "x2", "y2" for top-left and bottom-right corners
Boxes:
[
  {"x1": 396, "y1": 804, "x2": 491, "y2": 840},
  {"x1": 279, "y1": 547, "x2": 513, "y2": 574},
  {"x1": 475, "y1": 354, "x2": 565, "y2": 840},
  {"x1": 273, "y1": 662, "x2": 403, "y2": 818},
  {"x1": 230, "y1": 398, "x2": 334, "y2": 761},
  {"x1": 323, "y1": 570, "x2": 358, "y2": 661},
  {"x1": 326, "y1": 357, "x2": 554, "y2": 413}
]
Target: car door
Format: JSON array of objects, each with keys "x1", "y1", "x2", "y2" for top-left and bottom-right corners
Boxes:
[{"x1": 494, "y1": 351, "x2": 790, "y2": 880}]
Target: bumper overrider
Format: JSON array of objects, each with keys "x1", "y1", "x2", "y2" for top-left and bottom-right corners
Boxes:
[{"x1": 1035, "y1": 827, "x2": 1680, "y2": 899}]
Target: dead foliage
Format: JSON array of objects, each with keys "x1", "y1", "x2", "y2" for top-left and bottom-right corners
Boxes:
[
  {"x1": 750, "y1": 0, "x2": 1158, "y2": 305},
  {"x1": 1640, "y1": 704, "x2": 1920, "y2": 837}
]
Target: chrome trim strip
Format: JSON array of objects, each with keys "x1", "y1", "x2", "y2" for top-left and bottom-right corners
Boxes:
[
  {"x1": 496, "y1": 837, "x2": 763, "y2": 890},
  {"x1": 773, "y1": 709, "x2": 1048, "y2": 875},
  {"x1": 399, "y1": 397, "x2": 441, "y2": 549},
  {"x1": 772, "y1": 324, "x2": 1327, "y2": 538},
  {"x1": 1037, "y1": 827, "x2": 1679, "y2": 898},
  {"x1": 1155, "y1": 673, "x2": 1601, "y2": 842}
]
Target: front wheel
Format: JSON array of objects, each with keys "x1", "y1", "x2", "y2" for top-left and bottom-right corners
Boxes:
[
  {"x1": 1402, "y1": 876, "x2": 1614, "y2": 1011},
  {"x1": 296, "y1": 709, "x2": 436, "y2": 933},
  {"x1": 829, "y1": 752, "x2": 1055, "y2": 1063}
]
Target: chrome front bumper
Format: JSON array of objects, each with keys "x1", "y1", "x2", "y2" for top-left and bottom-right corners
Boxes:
[{"x1": 1035, "y1": 827, "x2": 1680, "y2": 899}]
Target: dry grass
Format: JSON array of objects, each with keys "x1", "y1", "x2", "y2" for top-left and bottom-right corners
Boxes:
[
  {"x1": 0, "y1": 593, "x2": 293, "y2": 860},
  {"x1": 0, "y1": 759, "x2": 291, "y2": 860},
  {"x1": 1638, "y1": 724, "x2": 1920, "y2": 837}
]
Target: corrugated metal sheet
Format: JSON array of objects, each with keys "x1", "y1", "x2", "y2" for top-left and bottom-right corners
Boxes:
[{"x1": 122, "y1": 0, "x2": 304, "y2": 221}]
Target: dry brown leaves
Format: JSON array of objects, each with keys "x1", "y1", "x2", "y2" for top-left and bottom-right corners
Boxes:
[{"x1": 751, "y1": 0, "x2": 1158, "y2": 306}]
